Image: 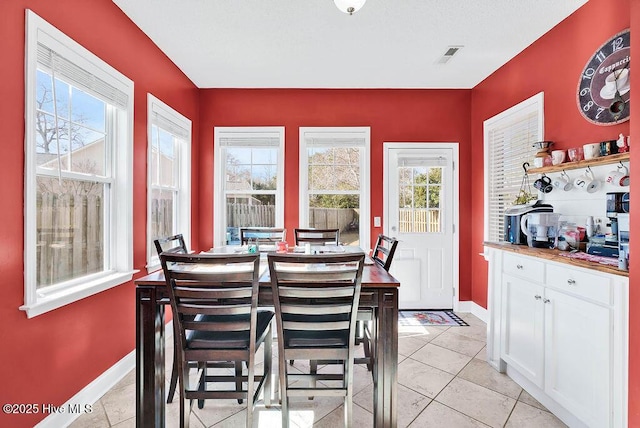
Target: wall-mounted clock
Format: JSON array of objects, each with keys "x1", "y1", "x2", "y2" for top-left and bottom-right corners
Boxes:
[{"x1": 577, "y1": 28, "x2": 630, "y2": 125}]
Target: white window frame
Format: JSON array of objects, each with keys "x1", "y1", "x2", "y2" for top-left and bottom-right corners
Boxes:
[
  {"x1": 483, "y1": 92, "x2": 544, "y2": 242},
  {"x1": 299, "y1": 127, "x2": 371, "y2": 250},
  {"x1": 146, "y1": 94, "x2": 192, "y2": 272},
  {"x1": 213, "y1": 127, "x2": 285, "y2": 247},
  {"x1": 22, "y1": 10, "x2": 135, "y2": 318}
]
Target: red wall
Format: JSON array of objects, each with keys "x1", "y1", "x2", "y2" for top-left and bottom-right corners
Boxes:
[
  {"x1": 0, "y1": 1, "x2": 199, "y2": 426},
  {"x1": 470, "y1": 0, "x2": 631, "y2": 308},
  {"x1": 197, "y1": 89, "x2": 473, "y2": 299},
  {"x1": 471, "y1": 0, "x2": 639, "y2": 422}
]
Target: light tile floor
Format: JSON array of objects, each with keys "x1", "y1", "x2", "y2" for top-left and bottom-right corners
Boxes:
[{"x1": 70, "y1": 313, "x2": 567, "y2": 427}]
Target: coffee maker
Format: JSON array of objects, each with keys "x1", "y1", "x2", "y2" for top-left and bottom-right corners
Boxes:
[{"x1": 589, "y1": 192, "x2": 630, "y2": 257}]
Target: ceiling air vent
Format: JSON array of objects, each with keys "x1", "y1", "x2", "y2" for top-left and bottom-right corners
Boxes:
[{"x1": 436, "y1": 46, "x2": 463, "y2": 64}]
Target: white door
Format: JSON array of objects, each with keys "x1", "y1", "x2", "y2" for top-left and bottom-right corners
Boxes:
[{"x1": 385, "y1": 145, "x2": 457, "y2": 309}]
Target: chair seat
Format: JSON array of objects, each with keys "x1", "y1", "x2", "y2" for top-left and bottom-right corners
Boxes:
[
  {"x1": 187, "y1": 310, "x2": 274, "y2": 350},
  {"x1": 286, "y1": 330, "x2": 349, "y2": 348}
]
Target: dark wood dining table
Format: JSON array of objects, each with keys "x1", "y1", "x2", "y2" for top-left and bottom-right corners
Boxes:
[{"x1": 135, "y1": 248, "x2": 400, "y2": 427}]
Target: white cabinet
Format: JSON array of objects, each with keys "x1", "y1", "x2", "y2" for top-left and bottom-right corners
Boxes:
[
  {"x1": 501, "y1": 274, "x2": 545, "y2": 388},
  {"x1": 485, "y1": 247, "x2": 628, "y2": 428},
  {"x1": 543, "y1": 288, "x2": 612, "y2": 428}
]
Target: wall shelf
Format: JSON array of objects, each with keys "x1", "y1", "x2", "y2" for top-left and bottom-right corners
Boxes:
[{"x1": 526, "y1": 152, "x2": 630, "y2": 175}]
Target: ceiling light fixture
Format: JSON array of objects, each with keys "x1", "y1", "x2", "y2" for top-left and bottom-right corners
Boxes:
[{"x1": 334, "y1": 0, "x2": 366, "y2": 15}]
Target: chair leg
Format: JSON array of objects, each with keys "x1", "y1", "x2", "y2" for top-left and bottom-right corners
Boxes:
[
  {"x1": 197, "y1": 362, "x2": 206, "y2": 409},
  {"x1": 167, "y1": 352, "x2": 179, "y2": 403},
  {"x1": 362, "y1": 321, "x2": 373, "y2": 372},
  {"x1": 308, "y1": 360, "x2": 317, "y2": 400},
  {"x1": 246, "y1": 355, "x2": 255, "y2": 428},
  {"x1": 344, "y1": 359, "x2": 354, "y2": 428},
  {"x1": 264, "y1": 323, "x2": 273, "y2": 407},
  {"x1": 279, "y1": 353, "x2": 289, "y2": 428},
  {"x1": 235, "y1": 361, "x2": 244, "y2": 404},
  {"x1": 180, "y1": 363, "x2": 191, "y2": 428}
]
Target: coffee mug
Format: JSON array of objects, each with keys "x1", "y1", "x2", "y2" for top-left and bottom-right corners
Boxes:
[
  {"x1": 567, "y1": 147, "x2": 584, "y2": 162},
  {"x1": 553, "y1": 171, "x2": 573, "y2": 191},
  {"x1": 551, "y1": 150, "x2": 566, "y2": 165},
  {"x1": 533, "y1": 175, "x2": 553, "y2": 193},
  {"x1": 606, "y1": 164, "x2": 630, "y2": 187},
  {"x1": 583, "y1": 143, "x2": 601, "y2": 160},
  {"x1": 574, "y1": 169, "x2": 599, "y2": 193}
]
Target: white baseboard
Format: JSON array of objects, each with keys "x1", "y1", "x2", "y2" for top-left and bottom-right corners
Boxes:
[
  {"x1": 36, "y1": 321, "x2": 174, "y2": 428},
  {"x1": 35, "y1": 350, "x2": 136, "y2": 428},
  {"x1": 455, "y1": 300, "x2": 488, "y2": 323}
]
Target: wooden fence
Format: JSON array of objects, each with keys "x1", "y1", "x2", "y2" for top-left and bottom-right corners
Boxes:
[
  {"x1": 36, "y1": 193, "x2": 103, "y2": 287},
  {"x1": 398, "y1": 209, "x2": 440, "y2": 233}
]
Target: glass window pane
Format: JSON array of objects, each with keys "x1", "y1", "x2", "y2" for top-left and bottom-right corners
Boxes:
[
  {"x1": 227, "y1": 147, "x2": 251, "y2": 164},
  {"x1": 414, "y1": 185, "x2": 427, "y2": 208},
  {"x1": 150, "y1": 125, "x2": 159, "y2": 185},
  {"x1": 252, "y1": 147, "x2": 277, "y2": 165},
  {"x1": 428, "y1": 167, "x2": 442, "y2": 184},
  {"x1": 309, "y1": 165, "x2": 336, "y2": 190},
  {"x1": 150, "y1": 188, "x2": 176, "y2": 242},
  {"x1": 36, "y1": 70, "x2": 54, "y2": 114},
  {"x1": 71, "y1": 86, "x2": 106, "y2": 132},
  {"x1": 226, "y1": 164, "x2": 251, "y2": 190},
  {"x1": 428, "y1": 209, "x2": 441, "y2": 232},
  {"x1": 70, "y1": 126, "x2": 106, "y2": 176},
  {"x1": 428, "y1": 185, "x2": 441, "y2": 208},
  {"x1": 334, "y1": 164, "x2": 360, "y2": 190},
  {"x1": 224, "y1": 194, "x2": 276, "y2": 244},
  {"x1": 308, "y1": 147, "x2": 333, "y2": 164},
  {"x1": 36, "y1": 176, "x2": 105, "y2": 288},
  {"x1": 252, "y1": 164, "x2": 277, "y2": 190},
  {"x1": 158, "y1": 129, "x2": 175, "y2": 187},
  {"x1": 308, "y1": 194, "x2": 360, "y2": 246}
]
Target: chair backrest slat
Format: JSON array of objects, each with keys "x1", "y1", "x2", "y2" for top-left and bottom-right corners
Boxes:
[
  {"x1": 154, "y1": 234, "x2": 187, "y2": 256},
  {"x1": 240, "y1": 227, "x2": 286, "y2": 245},
  {"x1": 160, "y1": 252, "x2": 260, "y2": 348},
  {"x1": 268, "y1": 253, "x2": 364, "y2": 352},
  {"x1": 371, "y1": 234, "x2": 399, "y2": 272},
  {"x1": 294, "y1": 228, "x2": 340, "y2": 246}
]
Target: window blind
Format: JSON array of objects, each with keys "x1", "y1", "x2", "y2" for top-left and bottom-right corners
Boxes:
[
  {"x1": 218, "y1": 136, "x2": 281, "y2": 147},
  {"x1": 150, "y1": 110, "x2": 190, "y2": 140},
  {"x1": 37, "y1": 43, "x2": 129, "y2": 110},
  {"x1": 485, "y1": 100, "x2": 541, "y2": 243}
]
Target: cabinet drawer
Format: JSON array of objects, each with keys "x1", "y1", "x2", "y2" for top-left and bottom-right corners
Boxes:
[
  {"x1": 503, "y1": 252, "x2": 545, "y2": 281},
  {"x1": 545, "y1": 264, "x2": 612, "y2": 305}
]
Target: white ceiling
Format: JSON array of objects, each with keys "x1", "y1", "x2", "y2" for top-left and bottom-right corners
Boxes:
[{"x1": 112, "y1": 0, "x2": 587, "y2": 89}]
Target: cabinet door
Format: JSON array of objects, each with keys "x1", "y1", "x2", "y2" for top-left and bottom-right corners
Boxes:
[
  {"x1": 544, "y1": 288, "x2": 612, "y2": 428},
  {"x1": 501, "y1": 274, "x2": 545, "y2": 388}
]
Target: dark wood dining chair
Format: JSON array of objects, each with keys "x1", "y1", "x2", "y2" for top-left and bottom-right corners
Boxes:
[
  {"x1": 154, "y1": 234, "x2": 191, "y2": 404},
  {"x1": 160, "y1": 252, "x2": 274, "y2": 428},
  {"x1": 357, "y1": 234, "x2": 399, "y2": 371},
  {"x1": 268, "y1": 253, "x2": 364, "y2": 428},
  {"x1": 240, "y1": 227, "x2": 286, "y2": 245},
  {"x1": 294, "y1": 228, "x2": 340, "y2": 246}
]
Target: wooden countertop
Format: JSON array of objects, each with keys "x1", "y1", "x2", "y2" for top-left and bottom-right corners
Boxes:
[{"x1": 483, "y1": 242, "x2": 629, "y2": 277}]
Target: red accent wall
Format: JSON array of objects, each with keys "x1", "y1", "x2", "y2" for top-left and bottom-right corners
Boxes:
[
  {"x1": 471, "y1": 0, "x2": 639, "y2": 422},
  {"x1": 0, "y1": 1, "x2": 198, "y2": 426},
  {"x1": 470, "y1": 0, "x2": 631, "y2": 308},
  {"x1": 197, "y1": 88, "x2": 473, "y2": 298}
]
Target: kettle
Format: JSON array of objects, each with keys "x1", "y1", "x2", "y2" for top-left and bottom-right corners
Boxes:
[{"x1": 520, "y1": 213, "x2": 562, "y2": 249}]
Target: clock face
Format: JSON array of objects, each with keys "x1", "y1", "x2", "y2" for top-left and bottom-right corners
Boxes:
[{"x1": 577, "y1": 29, "x2": 630, "y2": 125}]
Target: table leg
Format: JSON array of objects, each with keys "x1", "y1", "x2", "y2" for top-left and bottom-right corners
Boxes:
[
  {"x1": 136, "y1": 286, "x2": 166, "y2": 428},
  {"x1": 373, "y1": 289, "x2": 398, "y2": 428}
]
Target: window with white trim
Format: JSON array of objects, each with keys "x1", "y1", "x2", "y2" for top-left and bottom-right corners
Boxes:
[
  {"x1": 484, "y1": 93, "x2": 543, "y2": 243},
  {"x1": 22, "y1": 10, "x2": 135, "y2": 318},
  {"x1": 147, "y1": 94, "x2": 191, "y2": 271},
  {"x1": 299, "y1": 127, "x2": 371, "y2": 250},
  {"x1": 213, "y1": 127, "x2": 285, "y2": 246}
]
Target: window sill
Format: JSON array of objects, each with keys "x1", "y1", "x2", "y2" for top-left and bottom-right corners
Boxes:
[
  {"x1": 20, "y1": 270, "x2": 138, "y2": 318},
  {"x1": 146, "y1": 261, "x2": 161, "y2": 274}
]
